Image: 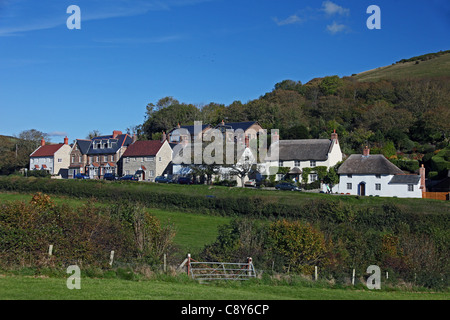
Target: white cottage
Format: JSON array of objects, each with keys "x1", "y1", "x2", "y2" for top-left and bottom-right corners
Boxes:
[
  {"x1": 336, "y1": 147, "x2": 424, "y2": 198},
  {"x1": 264, "y1": 130, "x2": 343, "y2": 183},
  {"x1": 30, "y1": 137, "x2": 72, "y2": 178}
]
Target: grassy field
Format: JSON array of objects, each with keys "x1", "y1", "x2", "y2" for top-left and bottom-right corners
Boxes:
[
  {"x1": 352, "y1": 52, "x2": 450, "y2": 82},
  {"x1": 0, "y1": 273, "x2": 447, "y2": 300},
  {"x1": 0, "y1": 190, "x2": 448, "y2": 301}
]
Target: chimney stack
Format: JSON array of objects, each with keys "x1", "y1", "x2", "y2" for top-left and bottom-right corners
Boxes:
[
  {"x1": 331, "y1": 130, "x2": 338, "y2": 144},
  {"x1": 132, "y1": 134, "x2": 137, "y2": 143},
  {"x1": 245, "y1": 135, "x2": 249, "y2": 148},
  {"x1": 161, "y1": 131, "x2": 166, "y2": 143},
  {"x1": 363, "y1": 146, "x2": 370, "y2": 157},
  {"x1": 272, "y1": 130, "x2": 279, "y2": 143},
  {"x1": 41, "y1": 138, "x2": 45, "y2": 147},
  {"x1": 64, "y1": 136, "x2": 69, "y2": 145},
  {"x1": 113, "y1": 130, "x2": 122, "y2": 139},
  {"x1": 420, "y1": 164, "x2": 426, "y2": 192}
]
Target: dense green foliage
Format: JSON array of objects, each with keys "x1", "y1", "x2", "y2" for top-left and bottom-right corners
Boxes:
[
  {"x1": 0, "y1": 177, "x2": 448, "y2": 289},
  {"x1": 0, "y1": 192, "x2": 175, "y2": 269}
]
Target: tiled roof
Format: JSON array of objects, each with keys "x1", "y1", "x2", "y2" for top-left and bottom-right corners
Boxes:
[
  {"x1": 123, "y1": 140, "x2": 165, "y2": 157},
  {"x1": 215, "y1": 121, "x2": 259, "y2": 132},
  {"x1": 30, "y1": 144, "x2": 64, "y2": 157},
  {"x1": 87, "y1": 134, "x2": 132, "y2": 155}
]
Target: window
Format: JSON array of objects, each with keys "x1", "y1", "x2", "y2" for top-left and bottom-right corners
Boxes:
[
  {"x1": 347, "y1": 183, "x2": 352, "y2": 190},
  {"x1": 408, "y1": 184, "x2": 414, "y2": 192},
  {"x1": 310, "y1": 161, "x2": 316, "y2": 167},
  {"x1": 294, "y1": 160, "x2": 300, "y2": 167},
  {"x1": 347, "y1": 174, "x2": 352, "y2": 178},
  {"x1": 159, "y1": 157, "x2": 162, "y2": 162},
  {"x1": 133, "y1": 157, "x2": 137, "y2": 162},
  {"x1": 145, "y1": 157, "x2": 151, "y2": 161},
  {"x1": 71, "y1": 155, "x2": 75, "y2": 163},
  {"x1": 141, "y1": 157, "x2": 144, "y2": 162},
  {"x1": 30, "y1": 159, "x2": 34, "y2": 163},
  {"x1": 93, "y1": 143, "x2": 97, "y2": 149},
  {"x1": 149, "y1": 170, "x2": 154, "y2": 177},
  {"x1": 103, "y1": 156, "x2": 107, "y2": 162},
  {"x1": 376, "y1": 174, "x2": 381, "y2": 179},
  {"x1": 375, "y1": 183, "x2": 381, "y2": 191},
  {"x1": 310, "y1": 174, "x2": 318, "y2": 182},
  {"x1": 58, "y1": 158, "x2": 62, "y2": 163},
  {"x1": 126, "y1": 157, "x2": 130, "y2": 163},
  {"x1": 279, "y1": 161, "x2": 284, "y2": 167}
]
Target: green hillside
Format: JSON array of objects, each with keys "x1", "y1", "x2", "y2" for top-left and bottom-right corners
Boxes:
[{"x1": 352, "y1": 50, "x2": 450, "y2": 82}]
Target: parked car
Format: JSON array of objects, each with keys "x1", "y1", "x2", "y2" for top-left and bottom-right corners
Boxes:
[
  {"x1": 155, "y1": 176, "x2": 170, "y2": 183},
  {"x1": 74, "y1": 173, "x2": 89, "y2": 179},
  {"x1": 120, "y1": 174, "x2": 138, "y2": 181},
  {"x1": 275, "y1": 182, "x2": 301, "y2": 191},
  {"x1": 244, "y1": 179, "x2": 261, "y2": 188},
  {"x1": 177, "y1": 176, "x2": 193, "y2": 184},
  {"x1": 103, "y1": 173, "x2": 118, "y2": 181}
]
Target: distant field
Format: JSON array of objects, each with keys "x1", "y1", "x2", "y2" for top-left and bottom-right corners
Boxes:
[
  {"x1": 352, "y1": 52, "x2": 450, "y2": 82},
  {"x1": 0, "y1": 274, "x2": 447, "y2": 300}
]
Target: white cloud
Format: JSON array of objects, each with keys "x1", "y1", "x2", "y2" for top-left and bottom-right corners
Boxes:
[
  {"x1": 326, "y1": 21, "x2": 348, "y2": 34},
  {"x1": 322, "y1": 1, "x2": 350, "y2": 16},
  {"x1": 273, "y1": 14, "x2": 303, "y2": 26}
]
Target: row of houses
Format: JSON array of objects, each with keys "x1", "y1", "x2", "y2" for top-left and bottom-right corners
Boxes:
[{"x1": 29, "y1": 121, "x2": 426, "y2": 198}]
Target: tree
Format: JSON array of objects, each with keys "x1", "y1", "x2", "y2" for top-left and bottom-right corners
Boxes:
[
  {"x1": 86, "y1": 130, "x2": 101, "y2": 139},
  {"x1": 269, "y1": 219, "x2": 327, "y2": 274}
]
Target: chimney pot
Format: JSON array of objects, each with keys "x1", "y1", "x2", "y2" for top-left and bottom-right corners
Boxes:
[{"x1": 363, "y1": 146, "x2": 370, "y2": 156}]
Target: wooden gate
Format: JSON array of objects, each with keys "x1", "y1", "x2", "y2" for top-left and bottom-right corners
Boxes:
[{"x1": 181, "y1": 255, "x2": 256, "y2": 281}]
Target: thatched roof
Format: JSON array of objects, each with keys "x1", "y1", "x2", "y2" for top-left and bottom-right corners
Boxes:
[
  {"x1": 338, "y1": 154, "x2": 404, "y2": 175},
  {"x1": 270, "y1": 139, "x2": 333, "y2": 161},
  {"x1": 389, "y1": 175, "x2": 420, "y2": 184}
]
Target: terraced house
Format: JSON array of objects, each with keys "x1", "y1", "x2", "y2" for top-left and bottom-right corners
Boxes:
[
  {"x1": 82, "y1": 131, "x2": 133, "y2": 179},
  {"x1": 121, "y1": 139, "x2": 172, "y2": 182}
]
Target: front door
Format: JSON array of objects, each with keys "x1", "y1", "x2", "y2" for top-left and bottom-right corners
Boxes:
[
  {"x1": 359, "y1": 182, "x2": 366, "y2": 196},
  {"x1": 142, "y1": 171, "x2": 145, "y2": 181}
]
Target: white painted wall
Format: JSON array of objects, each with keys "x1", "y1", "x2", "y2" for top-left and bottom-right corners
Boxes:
[{"x1": 337, "y1": 174, "x2": 422, "y2": 198}]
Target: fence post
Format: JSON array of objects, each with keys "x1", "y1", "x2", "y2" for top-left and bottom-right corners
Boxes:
[
  {"x1": 109, "y1": 250, "x2": 114, "y2": 266},
  {"x1": 48, "y1": 244, "x2": 53, "y2": 256},
  {"x1": 247, "y1": 257, "x2": 253, "y2": 276},
  {"x1": 314, "y1": 266, "x2": 318, "y2": 281},
  {"x1": 164, "y1": 253, "x2": 167, "y2": 273},
  {"x1": 187, "y1": 253, "x2": 191, "y2": 277},
  {"x1": 352, "y1": 269, "x2": 355, "y2": 285}
]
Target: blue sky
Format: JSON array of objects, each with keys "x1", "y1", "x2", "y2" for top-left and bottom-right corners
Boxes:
[{"x1": 0, "y1": 0, "x2": 449, "y2": 142}]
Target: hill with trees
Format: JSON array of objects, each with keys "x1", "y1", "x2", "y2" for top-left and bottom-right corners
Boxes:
[{"x1": 140, "y1": 51, "x2": 450, "y2": 180}]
